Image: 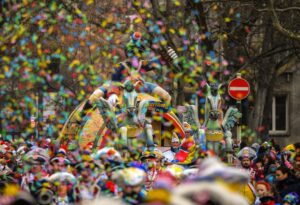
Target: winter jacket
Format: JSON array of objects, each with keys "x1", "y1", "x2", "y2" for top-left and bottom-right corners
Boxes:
[{"x1": 276, "y1": 175, "x2": 300, "y2": 200}]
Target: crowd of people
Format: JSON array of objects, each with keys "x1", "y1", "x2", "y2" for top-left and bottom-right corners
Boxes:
[{"x1": 0, "y1": 133, "x2": 300, "y2": 205}]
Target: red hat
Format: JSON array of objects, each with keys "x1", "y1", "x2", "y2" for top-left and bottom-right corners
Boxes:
[{"x1": 132, "y1": 31, "x2": 142, "y2": 41}]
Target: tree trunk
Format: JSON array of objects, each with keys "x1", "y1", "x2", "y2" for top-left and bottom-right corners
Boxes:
[
  {"x1": 261, "y1": 81, "x2": 275, "y2": 142},
  {"x1": 249, "y1": 17, "x2": 274, "y2": 141},
  {"x1": 249, "y1": 81, "x2": 269, "y2": 139}
]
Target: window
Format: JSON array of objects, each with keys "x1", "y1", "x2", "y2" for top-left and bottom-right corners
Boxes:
[{"x1": 270, "y1": 95, "x2": 289, "y2": 134}]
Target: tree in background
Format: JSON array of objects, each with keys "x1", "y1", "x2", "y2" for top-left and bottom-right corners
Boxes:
[{"x1": 1, "y1": 0, "x2": 299, "y2": 141}]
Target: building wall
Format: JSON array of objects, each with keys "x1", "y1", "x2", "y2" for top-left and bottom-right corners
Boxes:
[
  {"x1": 271, "y1": 67, "x2": 300, "y2": 146},
  {"x1": 290, "y1": 68, "x2": 300, "y2": 144}
]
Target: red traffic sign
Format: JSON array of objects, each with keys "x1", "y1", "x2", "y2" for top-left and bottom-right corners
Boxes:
[{"x1": 228, "y1": 77, "x2": 250, "y2": 101}]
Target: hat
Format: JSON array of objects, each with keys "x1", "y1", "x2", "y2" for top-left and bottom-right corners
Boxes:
[
  {"x1": 50, "y1": 156, "x2": 70, "y2": 165},
  {"x1": 131, "y1": 31, "x2": 142, "y2": 42},
  {"x1": 251, "y1": 143, "x2": 260, "y2": 152},
  {"x1": 125, "y1": 32, "x2": 145, "y2": 57},
  {"x1": 171, "y1": 132, "x2": 180, "y2": 143},
  {"x1": 113, "y1": 167, "x2": 146, "y2": 187},
  {"x1": 140, "y1": 149, "x2": 157, "y2": 161},
  {"x1": 283, "y1": 192, "x2": 299, "y2": 205},
  {"x1": 56, "y1": 148, "x2": 67, "y2": 157},
  {"x1": 94, "y1": 147, "x2": 123, "y2": 163},
  {"x1": 153, "y1": 148, "x2": 164, "y2": 160},
  {"x1": 261, "y1": 141, "x2": 272, "y2": 149},
  {"x1": 237, "y1": 147, "x2": 257, "y2": 161},
  {"x1": 24, "y1": 147, "x2": 50, "y2": 165},
  {"x1": 49, "y1": 172, "x2": 77, "y2": 185},
  {"x1": 183, "y1": 122, "x2": 193, "y2": 135},
  {"x1": 284, "y1": 144, "x2": 296, "y2": 152}
]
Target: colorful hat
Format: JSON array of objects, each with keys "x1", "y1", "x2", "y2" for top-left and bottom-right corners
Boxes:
[
  {"x1": 50, "y1": 156, "x2": 70, "y2": 165},
  {"x1": 56, "y1": 148, "x2": 67, "y2": 157},
  {"x1": 113, "y1": 167, "x2": 146, "y2": 187},
  {"x1": 251, "y1": 143, "x2": 260, "y2": 152},
  {"x1": 49, "y1": 172, "x2": 77, "y2": 186},
  {"x1": 94, "y1": 147, "x2": 123, "y2": 163},
  {"x1": 125, "y1": 32, "x2": 145, "y2": 56},
  {"x1": 140, "y1": 149, "x2": 158, "y2": 161},
  {"x1": 153, "y1": 147, "x2": 164, "y2": 160},
  {"x1": 183, "y1": 122, "x2": 194, "y2": 136},
  {"x1": 24, "y1": 147, "x2": 50, "y2": 165},
  {"x1": 237, "y1": 147, "x2": 257, "y2": 161},
  {"x1": 284, "y1": 144, "x2": 296, "y2": 152},
  {"x1": 131, "y1": 31, "x2": 142, "y2": 42},
  {"x1": 283, "y1": 192, "x2": 299, "y2": 205}
]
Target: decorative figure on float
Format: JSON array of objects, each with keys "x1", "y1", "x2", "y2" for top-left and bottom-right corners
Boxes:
[
  {"x1": 119, "y1": 80, "x2": 155, "y2": 147},
  {"x1": 204, "y1": 83, "x2": 242, "y2": 154}
]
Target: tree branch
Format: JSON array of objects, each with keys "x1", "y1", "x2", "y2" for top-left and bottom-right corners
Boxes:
[
  {"x1": 227, "y1": 46, "x2": 300, "y2": 82},
  {"x1": 268, "y1": 0, "x2": 300, "y2": 42},
  {"x1": 257, "y1": 7, "x2": 300, "y2": 12},
  {"x1": 275, "y1": 56, "x2": 298, "y2": 77}
]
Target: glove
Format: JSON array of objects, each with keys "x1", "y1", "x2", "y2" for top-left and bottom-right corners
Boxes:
[
  {"x1": 161, "y1": 47, "x2": 178, "y2": 64},
  {"x1": 107, "y1": 94, "x2": 119, "y2": 107},
  {"x1": 167, "y1": 47, "x2": 178, "y2": 61}
]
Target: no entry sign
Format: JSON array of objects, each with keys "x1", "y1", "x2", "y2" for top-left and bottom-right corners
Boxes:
[{"x1": 228, "y1": 76, "x2": 250, "y2": 101}]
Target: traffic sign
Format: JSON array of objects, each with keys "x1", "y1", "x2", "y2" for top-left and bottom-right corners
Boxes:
[{"x1": 228, "y1": 76, "x2": 250, "y2": 101}]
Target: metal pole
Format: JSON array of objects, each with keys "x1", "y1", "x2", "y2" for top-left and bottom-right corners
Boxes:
[
  {"x1": 36, "y1": 91, "x2": 39, "y2": 140},
  {"x1": 236, "y1": 73, "x2": 242, "y2": 144},
  {"x1": 237, "y1": 100, "x2": 242, "y2": 143}
]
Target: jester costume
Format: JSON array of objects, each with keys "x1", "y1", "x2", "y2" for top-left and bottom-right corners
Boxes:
[{"x1": 86, "y1": 31, "x2": 171, "y2": 112}]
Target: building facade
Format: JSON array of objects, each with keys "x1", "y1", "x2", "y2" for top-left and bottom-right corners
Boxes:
[{"x1": 270, "y1": 65, "x2": 300, "y2": 146}]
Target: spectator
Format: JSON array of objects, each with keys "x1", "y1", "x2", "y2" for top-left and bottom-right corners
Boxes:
[
  {"x1": 294, "y1": 142, "x2": 300, "y2": 155},
  {"x1": 254, "y1": 159, "x2": 265, "y2": 181},
  {"x1": 255, "y1": 180, "x2": 277, "y2": 205},
  {"x1": 293, "y1": 154, "x2": 300, "y2": 179},
  {"x1": 275, "y1": 166, "x2": 300, "y2": 200}
]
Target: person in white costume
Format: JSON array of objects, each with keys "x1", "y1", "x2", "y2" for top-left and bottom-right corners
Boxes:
[{"x1": 163, "y1": 132, "x2": 181, "y2": 163}]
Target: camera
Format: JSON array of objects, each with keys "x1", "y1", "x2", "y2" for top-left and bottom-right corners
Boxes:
[
  {"x1": 35, "y1": 188, "x2": 54, "y2": 205},
  {"x1": 32, "y1": 179, "x2": 55, "y2": 205}
]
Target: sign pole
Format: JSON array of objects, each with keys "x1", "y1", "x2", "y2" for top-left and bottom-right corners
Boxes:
[
  {"x1": 228, "y1": 72, "x2": 250, "y2": 149},
  {"x1": 236, "y1": 73, "x2": 242, "y2": 144},
  {"x1": 237, "y1": 100, "x2": 242, "y2": 144}
]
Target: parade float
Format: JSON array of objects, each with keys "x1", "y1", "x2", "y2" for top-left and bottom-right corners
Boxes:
[
  {"x1": 59, "y1": 80, "x2": 185, "y2": 150},
  {"x1": 58, "y1": 32, "x2": 242, "y2": 160},
  {"x1": 59, "y1": 81, "x2": 241, "y2": 159}
]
